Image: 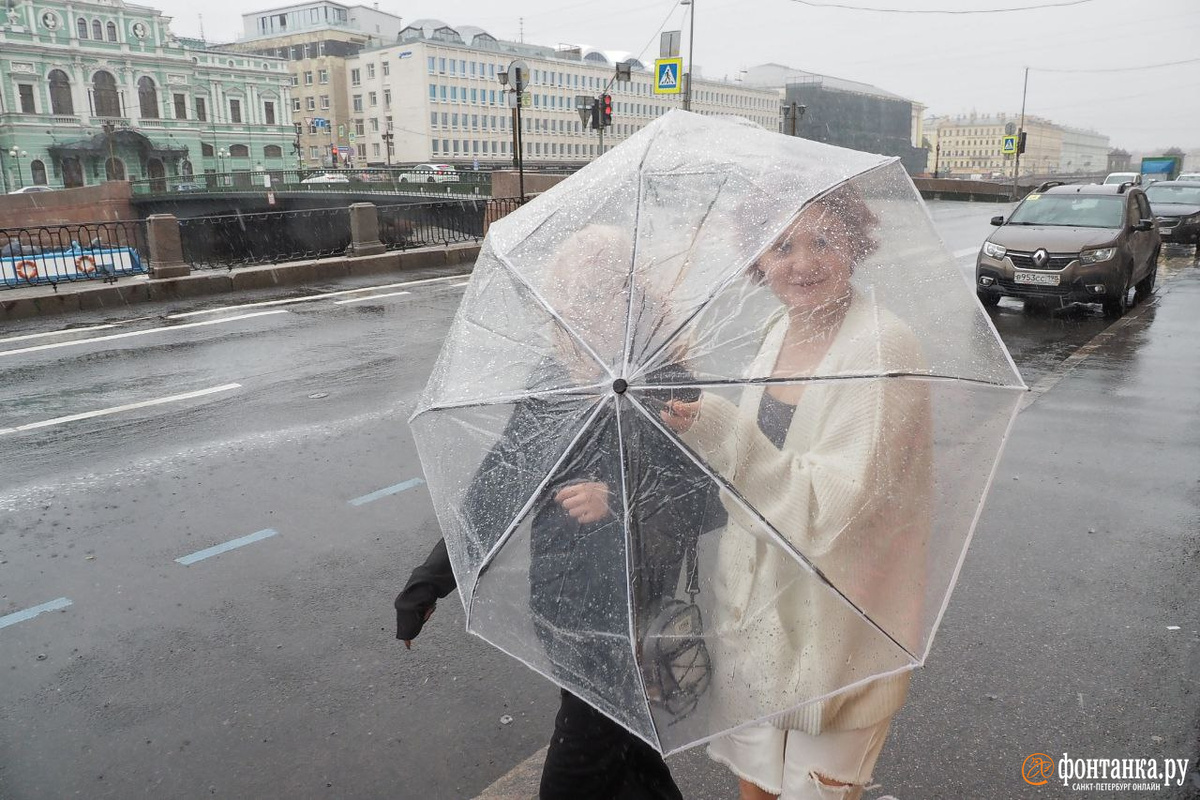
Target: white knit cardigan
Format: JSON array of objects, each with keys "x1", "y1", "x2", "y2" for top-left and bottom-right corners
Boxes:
[{"x1": 680, "y1": 290, "x2": 933, "y2": 735}]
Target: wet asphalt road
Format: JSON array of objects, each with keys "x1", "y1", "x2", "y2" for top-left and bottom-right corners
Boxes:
[{"x1": 0, "y1": 202, "x2": 1197, "y2": 799}]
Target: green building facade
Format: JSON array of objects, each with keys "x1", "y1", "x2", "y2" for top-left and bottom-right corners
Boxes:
[{"x1": 0, "y1": 0, "x2": 295, "y2": 193}]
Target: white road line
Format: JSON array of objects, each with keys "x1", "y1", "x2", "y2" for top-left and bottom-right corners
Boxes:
[
  {"x1": 0, "y1": 323, "x2": 119, "y2": 345},
  {"x1": 333, "y1": 290, "x2": 412, "y2": 305},
  {"x1": 953, "y1": 246, "x2": 980, "y2": 259},
  {"x1": 0, "y1": 310, "x2": 288, "y2": 358},
  {"x1": 0, "y1": 383, "x2": 242, "y2": 435},
  {"x1": 167, "y1": 274, "x2": 467, "y2": 318},
  {"x1": 450, "y1": 281, "x2": 470, "y2": 288}
]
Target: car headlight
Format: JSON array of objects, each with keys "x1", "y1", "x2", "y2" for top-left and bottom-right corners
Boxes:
[
  {"x1": 1186, "y1": 213, "x2": 1200, "y2": 224},
  {"x1": 981, "y1": 241, "x2": 1006, "y2": 260},
  {"x1": 1080, "y1": 247, "x2": 1116, "y2": 264}
]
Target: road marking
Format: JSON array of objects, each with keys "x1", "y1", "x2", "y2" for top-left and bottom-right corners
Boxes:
[
  {"x1": 0, "y1": 310, "x2": 288, "y2": 358},
  {"x1": 0, "y1": 323, "x2": 118, "y2": 345},
  {"x1": 953, "y1": 246, "x2": 979, "y2": 259},
  {"x1": 0, "y1": 597, "x2": 72, "y2": 630},
  {"x1": 348, "y1": 478, "x2": 425, "y2": 506},
  {"x1": 333, "y1": 290, "x2": 412, "y2": 305},
  {"x1": 168, "y1": 275, "x2": 468, "y2": 318},
  {"x1": 175, "y1": 528, "x2": 279, "y2": 566},
  {"x1": 450, "y1": 281, "x2": 470, "y2": 288},
  {"x1": 0, "y1": 383, "x2": 242, "y2": 435}
]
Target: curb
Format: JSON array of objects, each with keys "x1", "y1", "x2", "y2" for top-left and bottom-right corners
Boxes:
[{"x1": 0, "y1": 242, "x2": 481, "y2": 323}]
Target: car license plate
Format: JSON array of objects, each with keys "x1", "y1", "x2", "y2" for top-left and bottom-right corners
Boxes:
[{"x1": 1014, "y1": 271, "x2": 1060, "y2": 286}]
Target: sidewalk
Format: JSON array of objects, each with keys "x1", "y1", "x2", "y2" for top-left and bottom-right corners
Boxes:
[
  {"x1": 0, "y1": 241, "x2": 480, "y2": 323},
  {"x1": 476, "y1": 257, "x2": 1200, "y2": 799}
]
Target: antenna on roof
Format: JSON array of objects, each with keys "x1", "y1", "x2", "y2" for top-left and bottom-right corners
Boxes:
[
  {"x1": 519, "y1": 16, "x2": 524, "y2": 43},
  {"x1": 198, "y1": 13, "x2": 205, "y2": 42}
]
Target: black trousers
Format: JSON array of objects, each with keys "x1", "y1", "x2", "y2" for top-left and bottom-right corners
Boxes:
[{"x1": 539, "y1": 690, "x2": 683, "y2": 800}]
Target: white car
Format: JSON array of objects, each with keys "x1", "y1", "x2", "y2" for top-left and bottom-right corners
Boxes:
[
  {"x1": 300, "y1": 173, "x2": 350, "y2": 185},
  {"x1": 1176, "y1": 173, "x2": 1200, "y2": 182},
  {"x1": 397, "y1": 163, "x2": 458, "y2": 184},
  {"x1": 7, "y1": 185, "x2": 55, "y2": 194},
  {"x1": 1102, "y1": 172, "x2": 1141, "y2": 186}
]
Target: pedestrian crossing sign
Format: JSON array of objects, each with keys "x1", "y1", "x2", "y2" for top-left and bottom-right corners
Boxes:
[
  {"x1": 1002, "y1": 134, "x2": 1018, "y2": 155},
  {"x1": 655, "y1": 58, "x2": 683, "y2": 94}
]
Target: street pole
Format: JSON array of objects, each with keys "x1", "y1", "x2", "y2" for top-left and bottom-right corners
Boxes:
[
  {"x1": 1011, "y1": 66, "x2": 1028, "y2": 201},
  {"x1": 789, "y1": 102, "x2": 798, "y2": 137},
  {"x1": 515, "y1": 99, "x2": 525, "y2": 203},
  {"x1": 683, "y1": 0, "x2": 695, "y2": 111},
  {"x1": 934, "y1": 140, "x2": 940, "y2": 178}
]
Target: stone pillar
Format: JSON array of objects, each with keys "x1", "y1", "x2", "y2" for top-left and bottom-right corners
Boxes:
[
  {"x1": 146, "y1": 214, "x2": 190, "y2": 278},
  {"x1": 346, "y1": 202, "x2": 385, "y2": 257}
]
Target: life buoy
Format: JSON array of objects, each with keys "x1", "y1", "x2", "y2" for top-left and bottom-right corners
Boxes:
[
  {"x1": 15, "y1": 260, "x2": 38, "y2": 281},
  {"x1": 76, "y1": 255, "x2": 97, "y2": 274}
]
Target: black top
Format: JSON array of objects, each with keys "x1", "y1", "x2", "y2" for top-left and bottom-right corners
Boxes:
[{"x1": 756, "y1": 391, "x2": 796, "y2": 449}]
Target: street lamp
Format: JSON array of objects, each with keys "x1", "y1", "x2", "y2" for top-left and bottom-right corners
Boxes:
[
  {"x1": 498, "y1": 60, "x2": 528, "y2": 203},
  {"x1": 680, "y1": 0, "x2": 695, "y2": 111},
  {"x1": 8, "y1": 147, "x2": 28, "y2": 189},
  {"x1": 217, "y1": 147, "x2": 229, "y2": 185}
]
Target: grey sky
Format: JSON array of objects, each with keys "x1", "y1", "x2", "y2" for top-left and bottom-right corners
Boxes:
[{"x1": 162, "y1": 0, "x2": 1200, "y2": 153}]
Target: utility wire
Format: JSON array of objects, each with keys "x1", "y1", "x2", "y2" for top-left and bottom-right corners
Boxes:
[
  {"x1": 787, "y1": 0, "x2": 1095, "y2": 12},
  {"x1": 1032, "y1": 57, "x2": 1200, "y2": 73}
]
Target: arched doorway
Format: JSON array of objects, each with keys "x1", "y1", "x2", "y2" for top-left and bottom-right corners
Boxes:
[
  {"x1": 147, "y1": 158, "x2": 166, "y2": 191},
  {"x1": 30, "y1": 160, "x2": 48, "y2": 186},
  {"x1": 105, "y1": 157, "x2": 125, "y2": 181},
  {"x1": 62, "y1": 157, "x2": 84, "y2": 188}
]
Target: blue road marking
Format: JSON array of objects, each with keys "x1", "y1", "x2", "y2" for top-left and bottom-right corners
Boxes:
[
  {"x1": 348, "y1": 478, "x2": 425, "y2": 507},
  {"x1": 176, "y1": 528, "x2": 279, "y2": 566},
  {"x1": 0, "y1": 597, "x2": 72, "y2": 630}
]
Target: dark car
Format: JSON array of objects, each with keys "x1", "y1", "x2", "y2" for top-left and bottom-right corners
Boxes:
[
  {"x1": 1145, "y1": 181, "x2": 1200, "y2": 250},
  {"x1": 976, "y1": 182, "x2": 1159, "y2": 317}
]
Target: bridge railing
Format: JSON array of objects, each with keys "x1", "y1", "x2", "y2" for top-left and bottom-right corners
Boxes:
[
  {"x1": 129, "y1": 168, "x2": 492, "y2": 198},
  {"x1": 1, "y1": 219, "x2": 149, "y2": 289}
]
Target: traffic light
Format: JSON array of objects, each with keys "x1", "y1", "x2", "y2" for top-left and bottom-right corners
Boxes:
[
  {"x1": 602, "y1": 94, "x2": 613, "y2": 127},
  {"x1": 1018, "y1": 131, "x2": 1028, "y2": 154},
  {"x1": 590, "y1": 100, "x2": 601, "y2": 131}
]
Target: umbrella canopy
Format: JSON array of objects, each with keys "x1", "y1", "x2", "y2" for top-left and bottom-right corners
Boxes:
[{"x1": 410, "y1": 110, "x2": 1025, "y2": 754}]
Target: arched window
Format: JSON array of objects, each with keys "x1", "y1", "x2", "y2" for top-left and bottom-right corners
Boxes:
[
  {"x1": 137, "y1": 76, "x2": 158, "y2": 119},
  {"x1": 181, "y1": 159, "x2": 193, "y2": 177},
  {"x1": 201, "y1": 143, "x2": 214, "y2": 157},
  {"x1": 229, "y1": 144, "x2": 249, "y2": 157},
  {"x1": 92, "y1": 19, "x2": 102, "y2": 40},
  {"x1": 30, "y1": 160, "x2": 48, "y2": 186},
  {"x1": 106, "y1": 21, "x2": 117, "y2": 41},
  {"x1": 48, "y1": 70, "x2": 74, "y2": 116},
  {"x1": 77, "y1": 17, "x2": 88, "y2": 38},
  {"x1": 104, "y1": 157, "x2": 125, "y2": 181},
  {"x1": 262, "y1": 145, "x2": 282, "y2": 158},
  {"x1": 92, "y1": 70, "x2": 120, "y2": 117}
]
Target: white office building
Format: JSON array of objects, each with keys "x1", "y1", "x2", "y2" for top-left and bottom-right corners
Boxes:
[
  {"x1": 342, "y1": 19, "x2": 781, "y2": 166},
  {"x1": 243, "y1": 1, "x2": 405, "y2": 41}
]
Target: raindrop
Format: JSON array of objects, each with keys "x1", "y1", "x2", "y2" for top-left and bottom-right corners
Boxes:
[
  {"x1": 499, "y1": 714, "x2": 513, "y2": 725},
  {"x1": 308, "y1": 392, "x2": 329, "y2": 399}
]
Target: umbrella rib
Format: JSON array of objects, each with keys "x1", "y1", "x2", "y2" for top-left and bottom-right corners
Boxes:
[
  {"x1": 466, "y1": 396, "x2": 612, "y2": 627},
  {"x1": 613, "y1": 396, "x2": 665, "y2": 753},
  {"x1": 626, "y1": 371, "x2": 1028, "y2": 391},
  {"x1": 623, "y1": 393, "x2": 920, "y2": 664},
  {"x1": 491, "y1": 248, "x2": 613, "y2": 381},
  {"x1": 411, "y1": 383, "x2": 609, "y2": 418},
  {"x1": 620, "y1": 120, "x2": 671, "y2": 379}
]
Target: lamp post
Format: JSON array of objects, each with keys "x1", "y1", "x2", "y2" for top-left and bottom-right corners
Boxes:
[
  {"x1": 217, "y1": 147, "x2": 229, "y2": 186},
  {"x1": 9, "y1": 147, "x2": 28, "y2": 189},
  {"x1": 681, "y1": 0, "x2": 695, "y2": 111},
  {"x1": 498, "y1": 60, "x2": 528, "y2": 203}
]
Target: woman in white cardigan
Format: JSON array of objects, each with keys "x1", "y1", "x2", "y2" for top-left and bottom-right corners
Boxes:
[{"x1": 660, "y1": 185, "x2": 933, "y2": 800}]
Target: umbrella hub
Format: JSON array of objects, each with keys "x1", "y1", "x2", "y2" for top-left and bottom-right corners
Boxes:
[{"x1": 612, "y1": 378, "x2": 628, "y2": 395}]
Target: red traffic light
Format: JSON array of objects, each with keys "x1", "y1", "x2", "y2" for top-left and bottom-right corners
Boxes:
[{"x1": 602, "y1": 93, "x2": 613, "y2": 126}]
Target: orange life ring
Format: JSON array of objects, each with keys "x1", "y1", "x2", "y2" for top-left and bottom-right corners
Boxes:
[
  {"x1": 76, "y1": 255, "x2": 97, "y2": 274},
  {"x1": 15, "y1": 260, "x2": 38, "y2": 280}
]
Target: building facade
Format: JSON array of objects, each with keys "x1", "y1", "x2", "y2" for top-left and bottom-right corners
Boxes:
[
  {"x1": 925, "y1": 113, "x2": 1109, "y2": 180},
  {"x1": 1058, "y1": 126, "x2": 1108, "y2": 175},
  {"x1": 227, "y1": 1, "x2": 403, "y2": 168},
  {"x1": 341, "y1": 20, "x2": 780, "y2": 167},
  {"x1": 0, "y1": 0, "x2": 294, "y2": 192}
]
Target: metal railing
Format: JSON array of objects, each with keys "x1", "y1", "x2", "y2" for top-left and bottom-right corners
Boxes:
[
  {"x1": 178, "y1": 206, "x2": 352, "y2": 270},
  {"x1": 129, "y1": 167, "x2": 492, "y2": 198},
  {"x1": 378, "y1": 197, "x2": 521, "y2": 251},
  {"x1": 1, "y1": 220, "x2": 148, "y2": 290}
]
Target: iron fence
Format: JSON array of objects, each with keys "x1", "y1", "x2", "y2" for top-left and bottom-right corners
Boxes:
[
  {"x1": 378, "y1": 197, "x2": 522, "y2": 251},
  {"x1": 129, "y1": 167, "x2": 492, "y2": 199},
  {"x1": 0, "y1": 220, "x2": 149, "y2": 290},
  {"x1": 178, "y1": 206, "x2": 352, "y2": 270}
]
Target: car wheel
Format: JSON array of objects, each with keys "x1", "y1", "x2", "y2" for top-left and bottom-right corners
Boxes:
[
  {"x1": 399, "y1": 177, "x2": 408, "y2": 183},
  {"x1": 427, "y1": 177, "x2": 436, "y2": 183},
  {"x1": 1103, "y1": 271, "x2": 1131, "y2": 319},
  {"x1": 977, "y1": 290, "x2": 1000, "y2": 308},
  {"x1": 1134, "y1": 250, "x2": 1158, "y2": 303}
]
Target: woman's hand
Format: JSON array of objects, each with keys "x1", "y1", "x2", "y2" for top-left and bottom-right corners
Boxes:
[
  {"x1": 660, "y1": 399, "x2": 701, "y2": 434},
  {"x1": 554, "y1": 482, "x2": 612, "y2": 525}
]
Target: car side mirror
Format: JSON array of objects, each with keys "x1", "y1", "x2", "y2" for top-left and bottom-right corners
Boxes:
[
  {"x1": 990, "y1": 215, "x2": 1005, "y2": 226},
  {"x1": 1134, "y1": 219, "x2": 1154, "y2": 232}
]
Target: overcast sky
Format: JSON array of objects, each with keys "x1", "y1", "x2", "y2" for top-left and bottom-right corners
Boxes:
[{"x1": 161, "y1": 0, "x2": 1199, "y2": 153}]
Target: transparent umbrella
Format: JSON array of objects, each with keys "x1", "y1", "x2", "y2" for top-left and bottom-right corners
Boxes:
[{"x1": 409, "y1": 110, "x2": 1025, "y2": 754}]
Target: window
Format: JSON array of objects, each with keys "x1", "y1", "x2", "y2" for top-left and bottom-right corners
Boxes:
[
  {"x1": 431, "y1": 112, "x2": 438, "y2": 127},
  {"x1": 320, "y1": 95, "x2": 329, "y2": 110},
  {"x1": 201, "y1": 143, "x2": 214, "y2": 157},
  {"x1": 470, "y1": 88, "x2": 477, "y2": 103},
  {"x1": 18, "y1": 84, "x2": 35, "y2": 114},
  {"x1": 77, "y1": 17, "x2": 88, "y2": 38},
  {"x1": 306, "y1": 97, "x2": 315, "y2": 111},
  {"x1": 106, "y1": 21, "x2": 117, "y2": 41},
  {"x1": 352, "y1": 94, "x2": 363, "y2": 112},
  {"x1": 173, "y1": 93, "x2": 187, "y2": 119},
  {"x1": 48, "y1": 70, "x2": 73, "y2": 115},
  {"x1": 195, "y1": 96, "x2": 207, "y2": 121},
  {"x1": 385, "y1": 115, "x2": 392, "y2": 130},
  {"x1": 355, "y1": 120, "x2": 364, "y2": 135},
  {"x1": 368, "y1": 91, "x2": 377, "y2": 106},
  {"x1": 450, "y1": 87, "x2": 457, "y2": 101},
  {"x1": 366, "y1": 63, "x2": 375, "y2": 79},
  {"x1": 449, "y1": 60, "x2": 456, "y2": 76},
  {"x1": 383, "y1": 89, "x2": 391, "y2": 107},
  {"x1": 290, "y1": 75, "x2": 299, "y2": 87},
  {"x1": 350, "y1": 68, "x2": 361, "y2": 86},
  {"x1": 428, "y1": 56, "x2": 435, "y2": 73},
  {"x1": 304, "y1": 71, "x2": 313, "y2": 85},
  {"x1": 229, "y1": 98, "x2": 242, "y2": 123},
  {"x1": 429, "y1": 83, "x2": 437, "y2": 100},
  {"x1": 357, "y1": 144, "x2": 365, "y2": 158},
  {"x1": 264, "y1": 101, "x2": 275, "y2": 125},
  {"x1": 372, "y1": 143, "x2": 380, "y2": 157},
  {"x1": 472, "y1": 114, "x2": 478, "y2": 129},
  {"x1": 382, "y1": 61, "x2": 389, "y2": 76},
  {"x1": 451, "y1": 113, "x2": 458, "y2": 128},
  {"x1": 293, "y1": 98, "x2": 302, "y2": 112},
  {"x1": 432, "y1": 139, "x2": 439, "y2": 154},
  {"x1": 439, "y1": 57, "x2": 446, "y2": 73},
  {"x1": 229, "y1": 144, "x2": 249, "y2": 157},
  {"x1": 369, "y1": 117, "x2": 378, "y2": 132},
  {"x1": 441, "y1": 112, "x2": 448, "y2": 126},
  {"x1": 264, "y1": 144, "x2": 282, "y2": 158},
  {"x1": 318, "y1": 69, "x2": 328, "y2": 84},
  {"x1": 92, "y1": 19, "x2": 102, "y2": 40},
  {"x1": 440, "y1": 85, "x2": 446, "y2": 101},
  {"x1": 137, "y1": 76, "x2": 158, "y2": 118},
  {"x1": 309, "y1": 145, "x2": 320, "y2": 159}
]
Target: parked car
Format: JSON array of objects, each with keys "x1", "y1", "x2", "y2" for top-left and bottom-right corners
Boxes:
[
  {"x1": 300, "y1": 173, "x2": 351, "y2": 184},
  {"x1": 173, "y1": 181, "x2": 205, "y2": 192},
  {"x1": 7, "y1": 185, "x2": 54, "y2": 194},
  {"x1": 397, "y1": 163, "x2": 458, "y2": 184},
  {"x1": 1175, "y1": 173, "x2": 1200, "y2": 182},
  {"x1": 1145, "y1": 181, "x2": 1200, "y2": 249},
  {"x1": 976, "y1": 182, "x2": 1159, "y2": 317},
  {"x1": 1103, "y1": 172, "x2": 1141, "y2": 186}
]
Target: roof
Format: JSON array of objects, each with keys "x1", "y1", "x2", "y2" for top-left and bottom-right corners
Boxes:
[
  {"x1": 1044, "y1": 183, "x2": 1134, "y2": 195},
  {"x1": 742, "y1": 63, "x2": 914, "y2": 103}
]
